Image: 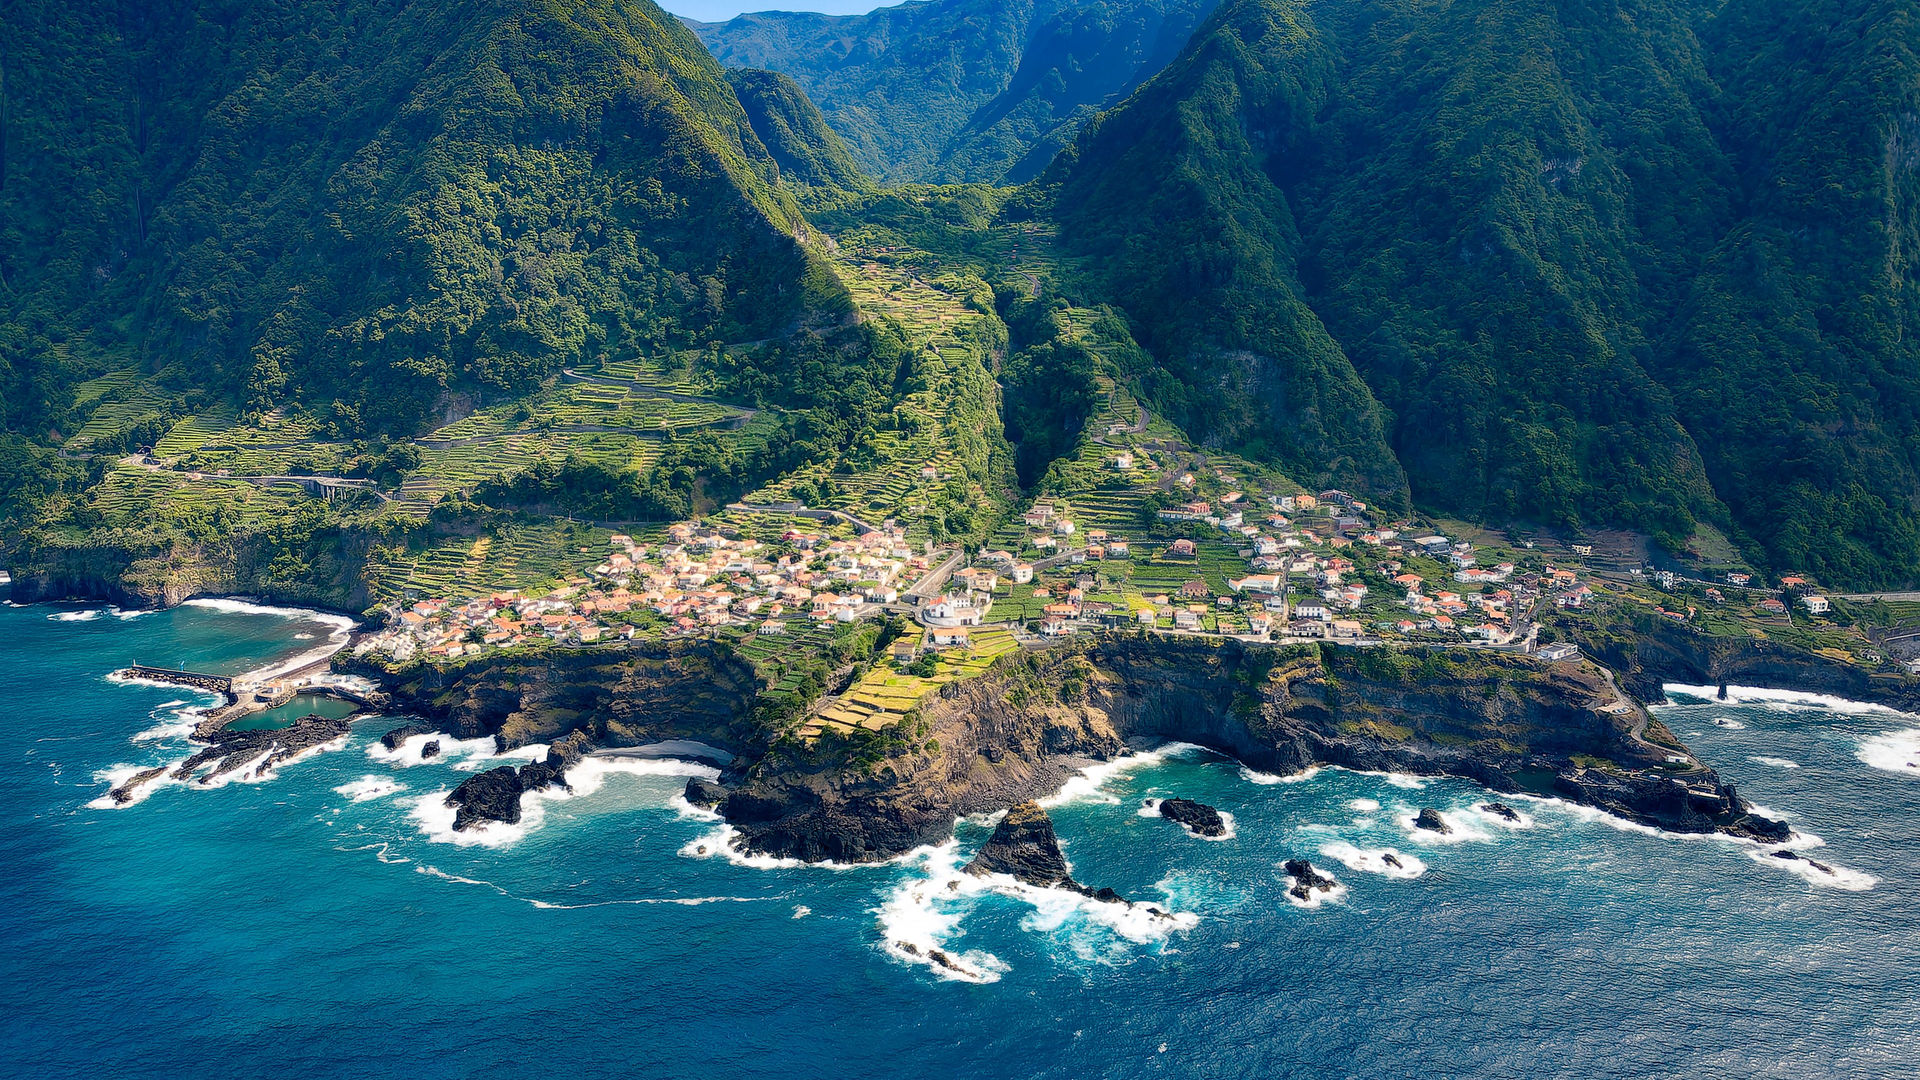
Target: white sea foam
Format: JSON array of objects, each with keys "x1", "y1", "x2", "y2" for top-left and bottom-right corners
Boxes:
[
  {"x1": 1376, "y1": 771, "x2": 1430, "y2": 789},
  {"x1": 874, "y1": 843, "x2": 1009, "y2": 983},
  {"x1": 1749, "y1": 755, "x2": 1801, "y2": 769},
  {"x1": 1320, "y1": 841, "x2": 1427, "y2": 879},
  {"x1": 1348, "y1": 798, "x2": 1381, "y2": 812},
  {"x1": 48, "y1": 609, "x2": 101, "y2": 622},
  {"x1": 1240, "y1": 765, "x2": 1320, "y2": 785},
  {"x1": 130, "y1": 713, "x2": 204, "y2": 742},
  {"x1": 1857, "y1": 729, "x2": 1920, "y2": 776},
  {"x1": 1039, "y1": 743, "x2": 1206, "y2": 807},
  {"x1": 334, "y1": 776, "x2": 407, "y2": 803},
  {"x1": 1135, "y1": 799, "x2": 1236, "y2": 840},
  {"x1": 1464, "y1": 801, "x2": 1537, "y2": 830},
  {"x1": 1661, "y1": 683, "x2": 1910, "y2": 716},
  {"x1": 875, "y1": 842, "x2": 1197, "y2": 982},
  {"x1": 668, "y1": 794, "x2": 724, "y2": 821},
  {"x1": 182, "y1": 597, "x2": 353, "y2": 628},
  {"x1": 411, "y1": 756, "x2": 719, "y2": 847},
  {"x1": 1746, "y1": 849, "x2": 1877, "y2": 891},
  {"x1": 1280, "y1": 865, "x2": 1348, "y2": 909},
  {"x1": 365, "y1": 733, "x2": 499, "y2": 767},
  {"x1": 112, "y1": 607, "x2": 154, "y2": 620},
  {"x1": 86, "y1": 762, "x2": 184, "y2": 808},
  {"x1": 1711, "y1": 718, "x2": 1749, "y2": 730},
  {"x1": 1397, "y1": 807, "x2": 1497, "y2": 844},
  {"x1": 792, "y1": 905, "x2": 811, "y2": 919},
  {"x1": 410, "y1": 790, "x2": 529, "y2": 848},
  {"x1": 452, "y1": 742, "x2": 550, "y2": 772}
]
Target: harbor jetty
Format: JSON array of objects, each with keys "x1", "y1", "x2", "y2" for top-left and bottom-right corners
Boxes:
[{"x1": 121, "y1": 665, "x2": 238, "y2": 703}]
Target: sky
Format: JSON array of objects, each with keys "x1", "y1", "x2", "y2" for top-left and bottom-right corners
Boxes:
[{"x1": 666, "y1": 0, "x2": 897, "y2": 21}]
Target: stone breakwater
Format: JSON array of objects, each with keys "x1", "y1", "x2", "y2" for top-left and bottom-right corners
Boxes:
[{"x1": 120, "y1": 666, "x2": 237, "y2": 702}]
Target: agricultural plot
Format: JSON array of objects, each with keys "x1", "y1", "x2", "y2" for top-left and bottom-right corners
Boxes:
[
  {"x1": 797, "y1": 626, "x2": 1018, "y2": 739},
  {"x1": 87, "y1": 465, "x2": 302, "y2": 529},
  {"x1": 66, "y1": 374, "x2": 174, "y2": 452},
  {"x1": 745, "y1": 255, "x2": 1003, "y2": 541},
  {"x1": 362, "y1": 521, "x2": 610, "y2": 602}
]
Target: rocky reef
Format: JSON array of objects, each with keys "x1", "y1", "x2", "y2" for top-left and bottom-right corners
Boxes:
[
  {"x1": 444, "y1": 761, "x2": 569, "y2": 831},
  {"x1": 1282, "y1": 859, "x2": 1340, "y2": 903},
  {"x1": 1156, "y1": 797, "x2": 1227, "y2": 838},
  {"x1": 109, "y1": 712, "x2": 355, "y2": 804}
]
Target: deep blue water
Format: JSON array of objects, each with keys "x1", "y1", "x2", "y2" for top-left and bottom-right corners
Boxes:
[{"x1": 4, "y1": 600, "x2": 1919, "y2": 1079}]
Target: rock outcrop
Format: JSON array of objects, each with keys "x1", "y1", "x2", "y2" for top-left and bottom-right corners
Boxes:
[
  {"x1": 104, "y1": 712, "x2": 357, "y2": 805},
  {"x1": 1480, "y1": 802, "x2": 1519, "y2": 822},
  {"x1": 1282, "y1": 859, "x2": 1339, "y2": 903},
  {"x1": 445, "y1": 760, "x2": 570, "y2": 832},
  {"x1": 1414, "y1": 808, "x2": 1452, "y2": 834},
  {"x1": 1157, "y1": 797, "x2": 1227, "y2": 837},
  {"x1": 683, "y1": 777, "x2": 729, "y2": 809},
  {"x1": 964, "y1": 801, "x2": 1125, "y2": 902},
  {"x1": 965, "y1": 801, "x2": 1076, "y2": 887},
  {"x1": 380, "y1": 722, "x2": 436, "y2": 750}
]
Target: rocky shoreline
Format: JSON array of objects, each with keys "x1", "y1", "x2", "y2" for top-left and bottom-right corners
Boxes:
[{"x1": 361, "y1": 635, "x2": 1796, "y2": 850}]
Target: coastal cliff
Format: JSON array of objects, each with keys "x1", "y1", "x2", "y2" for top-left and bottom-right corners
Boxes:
[
  {"x1": 348, "y1": 641, "x2": 763, "y2": 753},
  {"x1": 717, "y1": 638, "x2": 1788, "y2": 862},
  {"x1": 347, "y1": 634, "x2": 1789, "y2": 855},
  {"x1": 6, "y1": 533, "x2": 372, "y2": 612},
  {"x1": 1565, "y1": 616, "x2": 1920, "y2": 711}
]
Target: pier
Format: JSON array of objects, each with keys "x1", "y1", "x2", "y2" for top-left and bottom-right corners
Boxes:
[{"x1": 122, "y1": 665, "x2": 237, "y2": 702}]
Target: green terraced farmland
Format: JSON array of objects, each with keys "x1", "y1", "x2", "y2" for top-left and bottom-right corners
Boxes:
[{"x1": 363, "y1": 522, "x2": 611, "y2": 602}]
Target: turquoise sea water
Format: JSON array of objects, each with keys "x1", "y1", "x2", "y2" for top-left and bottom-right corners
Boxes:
[{"x1": 4, "y1": 599, "x2": 1919, "y2": 1079}]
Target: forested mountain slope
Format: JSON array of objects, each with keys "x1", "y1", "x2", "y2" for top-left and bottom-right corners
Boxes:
[
  {"x1": 727, "y1": 68, "x2": 873, "y2": 189},
  {"x1": 1, "y1": 0, "x2": 849, "y2": 441},
  {"x1": 690, "y1": 0, "x2": 1221, "y2": 183},
  {"x1": 1039, "y1": 0, "x2": 1920, "y2": 585}
]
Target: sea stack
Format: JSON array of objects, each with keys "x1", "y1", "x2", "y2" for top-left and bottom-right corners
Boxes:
[
  {"x1": 1414, "y1": 808, "x2": 1453, "y2": 834},
  {"x1": 965, "y1": 801, "x2": 1075, "y2": 888}
]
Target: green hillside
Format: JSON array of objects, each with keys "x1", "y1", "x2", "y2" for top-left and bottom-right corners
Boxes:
[
  {"x1": 691, "y1": 0, "x2": 1222, "y2": 184},
  {"x1": 2, "y1": 0, "x2": 849, "y2": 437},
  {"x1": 726, "y1": 69, "x2": 872, "y2": 191},
  {"x1": 1038, "y1": 0, "x2": 1920, "y2": 585}
]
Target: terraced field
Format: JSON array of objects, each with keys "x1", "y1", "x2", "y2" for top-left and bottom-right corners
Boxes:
[
  {"x1": 87, "y1": 465, "x2": 302, "y2": 527},
  {"x1": 745, "y1": 254, "x2": 1004, "y2": 541},
  {"x1": 798, "y1": 626, "x2": 1019, "y2": 739},
  {"x1": 66, "y1": 373, "x2": 174, "y2": 451},
  {"x1": 362, "y1": 521, "x2": 611, "y2": 601}
]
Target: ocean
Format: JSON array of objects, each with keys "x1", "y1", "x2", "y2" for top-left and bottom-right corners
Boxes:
[{"x1": 3, "y1": 599, "x2": 1917, "y2": 1079}]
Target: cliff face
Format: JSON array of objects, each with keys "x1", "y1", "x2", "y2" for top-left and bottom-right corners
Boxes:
[
  {"x1": 722, "y1": 638, "x2": 1786, "y2": 861},
  {"x1": 353, "y1": 641, "x2": 763, "y2": 753},
  {"x1": 1568, "y1": 617, "x2": 1920, "y2": 710},
  {"x1": 7, "y1": 531, "x2": 373, "y2": 612}
]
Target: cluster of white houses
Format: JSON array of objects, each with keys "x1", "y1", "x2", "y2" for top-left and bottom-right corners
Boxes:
[{"x1": 364, "y1": 520, "x2": 930, "y2": 660}]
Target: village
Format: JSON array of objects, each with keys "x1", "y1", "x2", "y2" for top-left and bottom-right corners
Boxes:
[{"x1": 355, "y1": 472, "x2": 1609, "y2": 668}]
